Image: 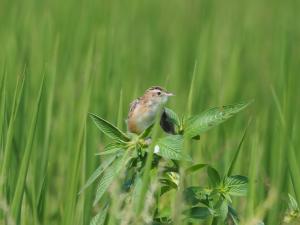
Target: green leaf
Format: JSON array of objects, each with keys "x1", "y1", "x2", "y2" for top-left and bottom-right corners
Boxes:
[
  {"x1": 184, "y1": 101, "x2": 252, "y2": 138},
  {"x1": 155, "y1": 135, "x2": 191, "y2": 161},
  {"x1": 224, "y1": 175, "x2": 248, "y2": 196},
  {"x1": 160, "y1": 178, "x2": 178, "y2": 190},
  {"x1": 11, "y1": 75, "x2": 44, "y2": 219},
  {"x1": 215, "y1": 199, "x2": 228, "y2": 221},
  {"x1": 79, "y1": 156, "x2": 115, "y2": 194},
  {"x1": 192, "y1": 135, "x2": 201, "y2": 140},
  {"x1": 95, "y1": 149, "x2": 122, "y2": 156},
  {"x1": 95, "y1": 143, "x2": 124, "y2": 156},
  {"x1": 93, "y1": 154, "x2": 127, "y2": 206},
  {"x1": 163, "y1": 108, "x2": 180, "y2": 127},
  {"x1": 152, "y1": 217, "x2": 173, "y2": 225},
  {"x1": 184, "y1": 187, "x2": 201, "y2": 205},
  {"x1": 228, "y1": 205, "x2": 239, "y2": 225},
  {"x1": 207, "y1": 166, "x2": 221, "y2": 187},
  {"x1": 183, "y1": 187, "x2": 206, "y2": 205},
  {"x1": 226, "y1": 119, "x2": 251, "y2": 176},
  {"x1": 0, "y1": 73, "x2": 6, "y2": 146},
  {"x1": 183, "y1": 187, "x2": 210, "y2": 205},
  {"x1": 89, "y1": 205, "x2": 109, "y2": 225},
  {"x1": 185, "y1": 163, "x2": 207, "y2": 174},
  {"x1": 289, "y1": 150, "x2": 300, "y2": 204},
  {"x1": 160, "y1": 186, "x2": 174, "y2": 196},
  {"x1": 89, "y1": 113, "x2": 130, "y2": 142},
  {"x1": 139, "y1": 124, "x2": 154, "y2": 139},
  {"x1": 288, "y1": 194, "x2": 299, "y2": 211},
  {"x1": 223, "y1": 193, "x2": 232, "y2": 203},
  {"x1": 0, "y1": 73, "x2": 25, "y2": 196},
  {"x1": 132, "y1": 174, "x2": 143, "y2": 211},
  {"x1": 184, "y1": 207, "x2": 212, "y2": 220}
]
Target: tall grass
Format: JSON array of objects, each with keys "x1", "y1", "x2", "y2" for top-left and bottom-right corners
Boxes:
[{"x1": 0, "y1": 0, "x2": 300, "y2": 224}]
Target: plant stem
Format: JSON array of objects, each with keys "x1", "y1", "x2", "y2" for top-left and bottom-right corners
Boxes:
[{"x1": 211, "y1": 217, "x2": 219, "y2": 225}]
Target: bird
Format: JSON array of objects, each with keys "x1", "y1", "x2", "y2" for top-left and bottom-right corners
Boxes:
[{"x1": 127, "y1": 86, "x2": 174, "y2": 135}]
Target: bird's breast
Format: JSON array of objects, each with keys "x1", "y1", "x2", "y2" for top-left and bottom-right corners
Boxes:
[{"x1": 127, "y1": 104, "x2": 161, "y2": 134}]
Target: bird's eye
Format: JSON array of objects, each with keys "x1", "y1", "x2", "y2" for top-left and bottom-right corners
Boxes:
[{"x1": 157, "y1": 91, "x2": 161, "y2": 96}]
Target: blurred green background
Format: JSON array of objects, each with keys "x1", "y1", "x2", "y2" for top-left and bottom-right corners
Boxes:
[{"x1": 1, "y1": 0, "x2": 300, "y2": 224}]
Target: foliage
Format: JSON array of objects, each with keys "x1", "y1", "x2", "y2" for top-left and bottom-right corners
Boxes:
[
  {"x1": 0, "y1": 1, "x2": 299, "y2": 224},
  {"x1": 283, "y1": 194, "x2": 300, "y2": 224},
  {"x1": 82, "y1": 102, "x2": 252, "y2": 224}
]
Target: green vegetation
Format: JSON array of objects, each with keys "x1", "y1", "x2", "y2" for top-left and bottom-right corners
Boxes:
[
  {"x1": 0, "y1": 0, "x2": 299, "y2": 224},
  {"x1": 85, "y1": 103, "x2": 250, "y2": 224}
]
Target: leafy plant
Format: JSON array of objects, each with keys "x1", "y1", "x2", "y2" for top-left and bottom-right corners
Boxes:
[
  {"x1": 283, "y1": 194, "x2": 300, "y2": 224},
  {"x1": 82, "y1": 102, "x2": 252, "y2": 225},
  {"x1": 183, "y1": 166, "x2": 248, "y2": 224}
]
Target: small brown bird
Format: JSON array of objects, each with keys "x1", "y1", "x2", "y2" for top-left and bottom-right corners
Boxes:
[{"x1": 127, "y1": 86, "x2": 174, "y2": 134}]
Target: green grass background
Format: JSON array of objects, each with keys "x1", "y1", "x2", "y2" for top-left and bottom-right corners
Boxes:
[{"x1": 0, "y1": 0, "x2": 300, "y2": 224}]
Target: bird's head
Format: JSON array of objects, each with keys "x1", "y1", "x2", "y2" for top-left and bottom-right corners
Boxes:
[{"x1": 143, "y1": 86, "x2": 174, "y2": 105}]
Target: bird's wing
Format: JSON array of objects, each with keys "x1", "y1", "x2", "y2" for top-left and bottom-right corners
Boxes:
[
  {"x1": 128, "y1": 98, "x2": 139, "y2": 118},
  {"x1": 160, "y1": 108, "x2": 176, "y2": 134}
]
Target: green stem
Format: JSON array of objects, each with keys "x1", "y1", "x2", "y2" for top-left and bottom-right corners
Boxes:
[{"x1": 211, "y1": 217, "x2": 219, "y2": 225}]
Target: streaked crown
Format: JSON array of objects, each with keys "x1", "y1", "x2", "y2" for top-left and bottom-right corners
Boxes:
[{"x1": 144, "y1": 86, "x2": 173, "y2": 96}]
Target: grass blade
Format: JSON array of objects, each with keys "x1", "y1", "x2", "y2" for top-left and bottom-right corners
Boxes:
[
  {"x1": 0, "y1": 72, "x2": 6, "y2": 148},
  {"x1": 11, "y1": 75, "x2": 44, "y2": 220},
  {"x1": 226, "y1": 119, "x2": 251, "y2": 177},
  {"x1": 0, "y1": 72, "x2": 25, "y2": 197}
]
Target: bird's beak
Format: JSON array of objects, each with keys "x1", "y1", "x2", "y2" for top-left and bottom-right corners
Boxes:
[{"x1": 166, "y1": 92, "x2": 174, "y2": 96}]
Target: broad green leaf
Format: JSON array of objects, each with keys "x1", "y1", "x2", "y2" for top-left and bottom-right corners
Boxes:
[
  {"x1": 184, "y1": 101, "x2": 252, "y2": 138},
  {"x1": 224, "y1": 175, "x2": 248, "y2": 196},
  {"x1": 93, "y1": 153, "x2": 128, "y2": 206},
  {"x1": 207, "y1": 166, "x2": 221, "y2": 187},
  {"x1": 184, "y1": 187, "x2": 201, "y2": 205},
  {"x1": 215, "y1": 199, "x2": 228, "y2": 221},
  {"x1": 155, "y1": 135, "x2": 191, "y2": 161},
  {"x1": 90, "y1": 205, "x2": 108, "y2": 225},
  {"x1": 184, "y1": 207, "x2": 212, "y2": 220},
  {"x1": 89, "y1": 113, "x2": 130, "y2": 142},
  {"x1": 163, "y1": 108, "x2": 180, "y2": 127},
  {"x1": 79, "y1": 156, "x2": 116, "y2": 194},
  {"x1": 185, "y1": 163, "x2": 207, "y2": 174},
  {"x1": 183, "y1": 187, "x2": 211, "y2": 205}
]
